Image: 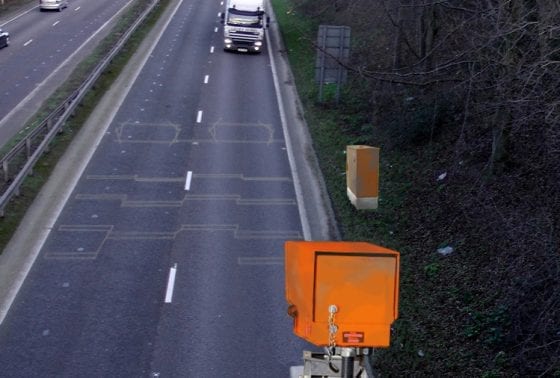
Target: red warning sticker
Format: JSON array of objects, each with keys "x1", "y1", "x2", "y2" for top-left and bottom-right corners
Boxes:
[{"x1": 343, "y1": 331, "x2": 364, "y2": 344}]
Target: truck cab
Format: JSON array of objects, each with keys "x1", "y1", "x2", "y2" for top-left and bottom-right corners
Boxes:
[{"x1": 222, "y1": 0, "x2": 268, "y2": 53}]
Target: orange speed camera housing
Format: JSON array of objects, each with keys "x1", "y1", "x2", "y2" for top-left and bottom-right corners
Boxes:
[{"x1": 285, "y1": 241, "x2": 399, "y2": 348}]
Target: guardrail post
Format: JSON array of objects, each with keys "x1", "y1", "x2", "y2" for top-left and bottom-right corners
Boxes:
[
  {"x1": 26, "y1": 138, "x2": 34, "y2": 175},
  {"x1": 3, "y1": 160, "x2": 8, "y2": 182},
  {"x1": 26, "y1": 138, "x2": 32, "y2": 159}
]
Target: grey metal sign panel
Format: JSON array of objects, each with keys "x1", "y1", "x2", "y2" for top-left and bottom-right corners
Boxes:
[{"x1": 315, "y1": 25, "x2": 350, "y2": 84}]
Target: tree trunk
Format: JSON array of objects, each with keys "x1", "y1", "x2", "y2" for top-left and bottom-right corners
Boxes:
[
  {"x1": 392, "y1": 3, "x2": 404, "y2": 69},
  {"x1": 420, "y1": 4, "x2": 436, "y2": 72}
]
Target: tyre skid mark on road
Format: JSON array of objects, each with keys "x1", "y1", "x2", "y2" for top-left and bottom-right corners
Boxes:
[
  {"x1": 74, "y1": 193, "x2": 296, "y2": 207},
  {"x1": 113, "y1": 120, "x2": 283, "y2": 144},
  {"x1": 85, "y1": 173, "x2": 292, "y2": 183},
  {"x1": 44, "y1": 225, "x2": 112, "y2": 260},
  {"x1": 237, "y1": 257, "x2": 284, "y2": 266},
  {"x1": 42, "y1": 223, "x2": 299, "y2": 260},
  {"x1": 106, "y1": 224, "x2": 301, "y2": 241}
]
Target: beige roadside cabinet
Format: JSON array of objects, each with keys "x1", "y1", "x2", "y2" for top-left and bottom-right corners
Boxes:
[{"x1": 346, "y1": 145, "x2": 380, "y2": 210}]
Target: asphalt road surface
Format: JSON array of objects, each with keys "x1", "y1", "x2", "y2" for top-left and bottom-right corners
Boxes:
[{"x1": 0, "y1": 0, "x2": 338, "y2": 376}]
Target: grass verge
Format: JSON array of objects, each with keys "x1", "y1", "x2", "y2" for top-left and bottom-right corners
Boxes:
[
  {"x1": 270, "y1": 0, "x2": 511, "y2": 375},
  {"x1": 0, "y1": 0, "x2": 36, "y2": 16}
]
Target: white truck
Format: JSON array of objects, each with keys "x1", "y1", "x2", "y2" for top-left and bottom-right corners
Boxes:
[{"x1": 221, "y1": 0, "x2": 268, "y2": 53}]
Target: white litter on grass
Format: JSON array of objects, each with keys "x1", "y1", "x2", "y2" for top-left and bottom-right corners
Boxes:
[
  {"x1": 437, "y1": 172, "x2": 447, "y2": 181},
  {"x1": 437, "y1": 246, "x2": 454, "y2": 256}
]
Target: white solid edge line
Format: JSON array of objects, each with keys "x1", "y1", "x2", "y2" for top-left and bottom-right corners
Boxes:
[
  {"x1": 266, "y1": 17, "x2": 311, "y2": 241},
  {"x1": 0, "y1": 0, "x2": 187, "y2": 325},
  {"x1": 164, "y1": 264, "x2": 178, "y2": 303}
]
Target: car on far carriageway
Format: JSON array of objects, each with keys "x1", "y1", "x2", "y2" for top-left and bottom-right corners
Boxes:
[
  {"x1": 0, "y1": 29, "x2": 9, "y2": 49},
  {"x1": 39, "y1": 0, "x2": 69, "y2": 11}
]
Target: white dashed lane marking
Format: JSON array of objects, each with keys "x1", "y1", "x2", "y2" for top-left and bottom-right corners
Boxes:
[{"x1": 164, "y1": 263, "x2": 178, "y2": 303}]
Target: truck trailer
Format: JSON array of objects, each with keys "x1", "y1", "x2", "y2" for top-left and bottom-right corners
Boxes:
[{"x1": 221, "y1": 0, "x2": 268, "y2": 53}]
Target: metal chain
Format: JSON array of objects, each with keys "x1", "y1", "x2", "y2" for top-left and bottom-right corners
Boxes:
[{"x1": 328, "y1": 304, "x2": 338, "y2": 352}]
